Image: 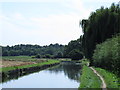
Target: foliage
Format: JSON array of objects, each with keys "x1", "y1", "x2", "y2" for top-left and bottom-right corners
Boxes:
[
  {"x1": 54, "y1": 52, "x2": 63, "y2": 58},
  {"x1": 63, "y1": 39, "x2": 83, "y2": 60},
  {"x1": 80, "y1": 3, "x2": 120, "y2": 65},
  {"x1": 80, "y1": 59, "x2": 90, "y2": 66},
  {"x1": 93, "y1": 35, "x2": 120, "y2": 75},
  {"x1": 79, "y1": 66, "x2": 102, "y2": 88},
  {"x1": 35, "y1": 54, "x2": 41, "y2": 58},
  {"x1": 2, "y1": 43, "x2": 64, "y2": 58},
  {"x1": 44, "y1": 54, "x2": 52, "y2": 58},
  {"x1": 69, "y1": 49, "x2": 83, "y2": 60},
  {"x1": 94, "y1": 67, "x2": 120, "y2": 88}
]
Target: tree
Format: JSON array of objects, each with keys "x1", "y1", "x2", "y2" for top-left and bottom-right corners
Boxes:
[
  {"x1": 69, "y1": 49, "x2": 83, "y2": 60},
  {"x1": 93, "y1": 35, "x2": 120, "y2": 75},
  {"x1": 80, "y1": 3, "x2": 120, "y2": 65},
  {"x1": 63, "y1": 39, "x2": 83, "y2": 58},
  {"x1": 54, "y1": 52, "x2": 63, "y2": 58},
  {"x1": 35, "y1": 54, "x2": 41, "y2": 58}
]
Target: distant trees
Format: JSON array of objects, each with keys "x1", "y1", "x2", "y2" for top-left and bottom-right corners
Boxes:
[{"x1": 2, "y1": 44, "x2": 64, "y2": 58}]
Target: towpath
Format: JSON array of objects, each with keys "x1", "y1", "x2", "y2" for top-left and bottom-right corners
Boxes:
[{"x1": 90, "y1": 67, "x2": 107, "y2": 90}]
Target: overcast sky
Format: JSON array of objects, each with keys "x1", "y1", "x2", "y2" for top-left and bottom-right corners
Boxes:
[{"x1": 0, "y1": 0, "x2": 119, "y2": 46}]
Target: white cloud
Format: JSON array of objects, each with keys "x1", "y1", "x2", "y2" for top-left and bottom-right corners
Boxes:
[
  {"x1": 1, "y1": 0, "x2": 90, "y2": 46},
  {"x1": 1, "y1": 12, "x2": 83, "y2": 46},
  {"x1": 13, "y1": 13, "x2": 24, "y2": 20}
]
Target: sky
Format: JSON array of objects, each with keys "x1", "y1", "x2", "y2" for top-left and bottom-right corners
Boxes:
[{"x1": 0, "y1": 0, "x2": 119, "y2": 46}]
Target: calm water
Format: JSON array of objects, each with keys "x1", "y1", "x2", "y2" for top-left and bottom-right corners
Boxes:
[{"x1": 1, "y1": 62, "x2": 81, "y2": 88}]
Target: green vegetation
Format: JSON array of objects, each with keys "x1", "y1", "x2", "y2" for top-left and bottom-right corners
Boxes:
[
  {"x1": 34, "y1": 54, "x2": 41, "y2": 58},
  {"x1": 78, "y1": 3, "x2": 120, "y2": 88},
  {"x1": 79, "y1": 65, "x2": 102, "y2": 88},
  {"x1": 1, "y1": 2, "x2": 120, "y2": 88},
  {"x1": 1, "y1": 60, "x2": 60, "y2": 72},
  {"x1": 93, "y1": 35, "x2": 120, "y2": 75},
  {"x1": 94, "y1": 67, "x2": 120, "y2": 88},
  {"x1": 80, "y1": 59, "x2": 90, "y2": 66},
  {"x1": 69, "y1": 49, "x2": 83, "y2": 60},
  {"x1": 80, "y1": 3, "x2": 120, "y2": 65},
  {"x1": 2, "y1": 43, "x2": 64, "y2": 59},
  {"x1": 63, "y1": 39, "x2": 83, "y2": 60}
]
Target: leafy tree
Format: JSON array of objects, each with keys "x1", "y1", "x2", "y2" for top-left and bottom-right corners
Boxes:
[
  {"x1": 80, "y1": 3, "x2": 120, "y2": 65},
  {"x1": 35, "y1": 54, "x2": 41, "y2": 58},
  {"x1": 69, "y1": 49, "x2": 83, "y2": 60},
  {"x1": 93, "y1": 35, "x2": 120, "y2": 75},
  {"x1": 44, "y1": 54, "x2": 52, "y2": 58},
  {"x1": 63, "y1": 39, "x2": 83, "y2": 58},
  {"x1": 54, "y1": 52, "x2": 63, "y2": 58}
]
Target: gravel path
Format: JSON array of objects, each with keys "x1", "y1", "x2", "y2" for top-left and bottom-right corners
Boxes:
[{"x1": 90, "y1": 67, "x2": 107, "y2": 90}]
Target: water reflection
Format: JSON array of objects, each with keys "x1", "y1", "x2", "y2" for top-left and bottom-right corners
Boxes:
[
  {"x1": 47, "y1": 62, "x2": 81, "y2": 82},
  {"x1": 1, "y1": 63, "x2": 59, "y2": 83},
  {"x1": 1, "y1": 62, "x2": 81, "y2": 88}
]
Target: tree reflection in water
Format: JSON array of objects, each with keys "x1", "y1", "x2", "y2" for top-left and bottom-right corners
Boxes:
[{"x1": 47, "y1": 62, "x2": 82, "y2": 82}]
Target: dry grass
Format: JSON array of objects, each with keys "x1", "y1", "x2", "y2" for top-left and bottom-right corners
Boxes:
[{"x1": 0, "y1": 61, "x2": 37, "y2": 68}]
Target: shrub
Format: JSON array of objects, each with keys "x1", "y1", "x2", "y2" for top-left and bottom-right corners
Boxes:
[
  {"x1": 35, "y1": 54, "x2": 41, "y2": 58},
  {"x1": 69, "y1": 49, "x2": 83, "y2": 60},
  {"x1": 93, "y1": 35, "x2": 120, "y2": 74}
]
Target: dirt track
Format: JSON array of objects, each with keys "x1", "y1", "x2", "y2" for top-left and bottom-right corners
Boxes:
[
  {"x1": 90, "y1": 67, "x2": 107, "y2": 90},
  {"x1": 0, "y1": 61, "x2": 37, "y2": 68}
]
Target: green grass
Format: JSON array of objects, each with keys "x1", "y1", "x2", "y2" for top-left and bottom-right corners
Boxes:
[
  {"x1": 94, "y1": 67, "x2": 120, "y2": 88},
  {"x1": 1, "y1": 60, "x2": 60, "y2": 72},
  {"x1": 80, "y1": 59, "x2": 90, "y2": 66},
  {"x1": 79, "y1": 65, "x2": 102, "y2": 88}
]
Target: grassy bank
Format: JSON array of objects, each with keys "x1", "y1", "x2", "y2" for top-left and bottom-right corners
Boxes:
[
  {"x1": 79, "y1": 65, "x2": 102, "y2": 88},
  {"x1": 1, "y1": 60, "x2": 60, "y2": 72},
  {"x1": 94, "y1": 67, "x2": 120, "y2": 88}
]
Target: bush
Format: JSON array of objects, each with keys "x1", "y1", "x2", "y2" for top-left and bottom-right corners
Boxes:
[
  {"x1": 93, "y1": 35, "x2": 120, "y2": 74},
  {"x1": 35, "y1": 54, "x2": 41, "y2": 58},
  {"x1": 44, "y1": 54, "x2": 52, "y2": 58},
  {"x1": 54, "y1": 52, "x2": 63, "y2": 58},
  {"x1": 69, "y1": 49, "x2": 83, "y2": 60}
]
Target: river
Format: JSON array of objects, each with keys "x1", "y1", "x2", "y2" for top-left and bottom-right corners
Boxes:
[{"x1": 1, "y1": 61, "x2": 81, "y2": 88}]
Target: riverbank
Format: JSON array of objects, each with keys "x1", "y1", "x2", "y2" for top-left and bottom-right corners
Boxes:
[
  {"x1": 79, "y1": 59, "x2": 120, "y2": 89},
  {"x1": 94, "y1": 67, "x2": 120, "y2": 88},
  {"x1": 1, "y1": 59, "x2": 60, "y2": 83},
  {"x1": 1, "y1": 60, "x2": 60, "y2": 72},
  {"x1": 1, "y1": 60, "x2": 81, "y2": 88},
  {"x1": 79, "y1": 65, "x2": 102, "y2": 88}
]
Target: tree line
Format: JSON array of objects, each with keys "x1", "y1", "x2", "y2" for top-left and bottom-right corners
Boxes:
[{"x1": 2, "y1": 44, "x2": 64, "y2": 59}]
